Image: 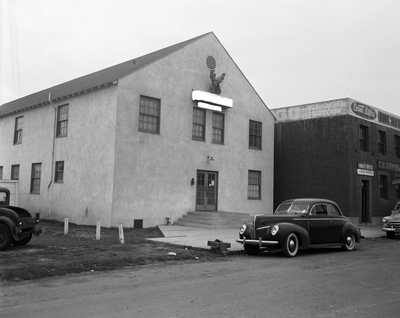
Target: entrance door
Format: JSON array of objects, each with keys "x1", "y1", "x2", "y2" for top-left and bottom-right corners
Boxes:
[
  {"x1": 361, "y1": 180, "x2": 369, "y2": 223},
  {"x1": 196, "y1": 171, "x2": 218, "y2": 211}
]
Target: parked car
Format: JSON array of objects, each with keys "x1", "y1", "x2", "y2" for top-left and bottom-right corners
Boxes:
[
  {"x1": 382, "y1": 202, "x2": 400, "y2": 238},
  {"x1": 0, "y1": 187, "x2": 42, "y2": 251},
  {"x1": 237, "y1": 198, "x2": 361, "y2": 257}
]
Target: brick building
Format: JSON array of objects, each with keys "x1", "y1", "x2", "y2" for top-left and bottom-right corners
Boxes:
[{"x1": 271, "y1": 98, "x2": 400, "y2": 225}]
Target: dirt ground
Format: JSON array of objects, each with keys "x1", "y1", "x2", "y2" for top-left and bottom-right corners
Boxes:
[{"x1": 0, "y1": 220, "x2": 230, "y2": 282}]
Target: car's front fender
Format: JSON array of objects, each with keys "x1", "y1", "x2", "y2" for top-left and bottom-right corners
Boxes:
[{"x1": 265, "y1": 222, "x2": 310, "y2": 248}]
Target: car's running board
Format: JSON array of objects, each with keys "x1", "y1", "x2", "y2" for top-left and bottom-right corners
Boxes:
[{"x1": 308, "y1": 243, "x2": 344, "y2": 248}]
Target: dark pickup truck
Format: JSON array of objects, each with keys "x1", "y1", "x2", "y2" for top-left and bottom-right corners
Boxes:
[{"x1": 0, "y1": 186, "x2": 42, "y2": 250}]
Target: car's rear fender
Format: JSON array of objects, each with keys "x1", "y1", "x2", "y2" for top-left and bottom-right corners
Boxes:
[{"x1": 341, "y1": 223, "x2": 361, "y2": 243}]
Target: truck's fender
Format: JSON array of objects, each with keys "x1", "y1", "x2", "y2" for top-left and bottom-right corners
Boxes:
[{"x1": 0, "y1": 207, "x2": 22, "y2": 241}]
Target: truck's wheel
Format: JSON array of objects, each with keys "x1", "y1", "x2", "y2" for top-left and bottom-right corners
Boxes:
[
  {"x1": 13, "y1": 233, "x2": 32, "y2": 246},
  {"x1": 0, "y1": 224, "x2": 12, "y2": 251}
]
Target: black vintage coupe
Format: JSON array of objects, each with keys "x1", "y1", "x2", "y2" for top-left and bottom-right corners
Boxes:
[{"x1": 237, "y1": 198, "x2": 361, "y2": 257}]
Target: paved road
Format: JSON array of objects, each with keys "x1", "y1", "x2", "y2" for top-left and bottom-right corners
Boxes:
[{"x1": 1, "y1": 237, "x2": 399, "y2": 318}]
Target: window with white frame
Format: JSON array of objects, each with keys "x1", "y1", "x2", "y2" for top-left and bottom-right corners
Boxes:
[
  {"x1": 212, "y1": 112, "x2": 224, "y2": 144},
  {"x1": 192, "y1": 108, "x2": 205, "y2": 141},
  {"x1": 30, "y1": 163, "x2": 42, "y2": 193},
  {"x1": 57, "y1": 105, "x2": 69, "y2": 137},
  {"x1": 249, "y1": 120, "x2": 262, "y2": 150},
  {"x1": 11, "y1": 165, "x2": 19, "y2": 180},
  {"x1": 139, "y1": 96, "x2": 160, "y2": 133},
  {"x1": 55, "y1": 161, "x2": 64, "y2": 183},
  {"x1": 248, "y1": 170, "x2": 261, "y2": 199},
  {"x1": 14, "y1": 116, "x2": 23, "y2": 144}
]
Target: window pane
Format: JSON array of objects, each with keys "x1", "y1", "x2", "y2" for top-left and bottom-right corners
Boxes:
[
  {"x1": 11, "y1": 165, "x2": 19, "y2": 180},
  {"x1": 248, "y1": 171, "x2": 261, "y2": 199},
  {"x1": 57, "y1": 105, "x2": 69, "y2": 137},
  {"x1": 14, "y1": 116, "x2": 23, "y2": 144},
  {"x1": 212, "y1": 113, "x2": 224, "y2": 143},
  {"x1": 31, "y1": 163, "x2": 42, "y2": 193},
  {"x1": 249, "y1": 120, "x2": 262, "y2": 149},
  {"x1": 192, "y1": 108, "x2": 205, "y2": 140},
  {"x1": 55, "y1": 161, "x2": 64, "y2": 182},
  {"x1": 139, "y1": 96, "x2": 160, "y2": 133}
]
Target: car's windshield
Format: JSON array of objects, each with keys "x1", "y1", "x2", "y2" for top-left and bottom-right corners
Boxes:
[{"x1": 275, "y1": 203, "x2": 308, "y2": 214}]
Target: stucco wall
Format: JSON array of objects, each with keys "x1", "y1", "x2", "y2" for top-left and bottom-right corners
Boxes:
[
  {"x1": 111, "y1": 33, "x2": 274, "y2": 227},
  {"x1": 0, "y1": 86, "x2": 118, "y2": 226}
]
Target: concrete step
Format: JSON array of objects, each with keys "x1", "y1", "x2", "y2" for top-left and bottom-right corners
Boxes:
[{"x1": 174, "y1": 211, "x2": 253, "y2": 229}]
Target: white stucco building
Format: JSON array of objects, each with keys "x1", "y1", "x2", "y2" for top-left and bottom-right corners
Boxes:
[{"x1": 0, "y1": 32, "x2": 275, "y2": 228}]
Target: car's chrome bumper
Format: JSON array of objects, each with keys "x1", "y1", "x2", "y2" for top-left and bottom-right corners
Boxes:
[
  {"x1": 382, "y1": 226, "x2": 400, "y2": 233},
  {"x1": 236, "y1": 237, "x2": 279, "y2": 247}
]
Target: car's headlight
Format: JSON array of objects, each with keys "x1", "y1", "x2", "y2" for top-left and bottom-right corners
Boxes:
[
  {"x1": 271, "y1": 225, "x2": 279, "y2": 236},
  {"x1": 382, "y1": 217, "x2": 389, "y2": 223},
  {"x1": 239, "y1": 225, "x2": 246, "y2": 235}
]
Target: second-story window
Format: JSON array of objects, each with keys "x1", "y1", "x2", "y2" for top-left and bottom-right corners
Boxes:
[
  {"x1": 14, "y1": 116, "x2": 23, "y2": 144},
  {"x1": 57, "y1": 105, "x2": 69, "y2": 137},
  {"x1": 212, "y1": 112, "x2": 224, "y2": 144},
  {"x1": 359, "y1": 125, "x2": 368, "y2": 152},
  {"x1": 192, "y1": 108, "x2": 205, "y2": 141},
  {"x1": 249, "y1": 120, "x2": 262, "y2": 150},
  {"x1": 378, "y1": 130, "x2": 387, "y2": 155},
  {"x1": 139, "y1": 96, "x2": 160, "y2": 134},
  {"x1": 11, "y1": 165, "x2": 19, "y2": 180},
  {"x1": 395, "y1": 135, "x2": 400, "y2": 159}
]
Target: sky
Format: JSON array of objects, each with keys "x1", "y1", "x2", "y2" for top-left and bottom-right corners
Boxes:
[{"x1": 0, "y1": 0, "x2": 399, "y2": 115}]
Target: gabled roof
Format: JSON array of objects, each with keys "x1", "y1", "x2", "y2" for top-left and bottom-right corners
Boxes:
[{"x1": 0, "y1": 32, "x2": 211, "y2": 118}]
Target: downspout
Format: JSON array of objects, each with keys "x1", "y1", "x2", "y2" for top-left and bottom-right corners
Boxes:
[{"x1": 48, "y1": 93, "x2": 57, "y2": 188}]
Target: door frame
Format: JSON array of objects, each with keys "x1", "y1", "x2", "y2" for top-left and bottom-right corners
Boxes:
[
  {"x1": 361, "y1": 179, "x2": 370, "y2": 223},
  {"x1": 195, "y1": 170, "x2": 218, "y2": 211}
]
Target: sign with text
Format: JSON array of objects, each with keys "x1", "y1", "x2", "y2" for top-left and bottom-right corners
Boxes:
[
  {"x1": 357, "y1": 169, "x2": 374, "y2": 176},
  {"x1": 377, "y1": 160, "x2": 400, "y2": 173}
]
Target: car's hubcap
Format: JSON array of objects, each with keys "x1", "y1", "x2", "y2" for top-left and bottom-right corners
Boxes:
[
  {"x1": 0, "y1": 232, "x2": 5, "y2": 244},
  {"x1": 289, "y1": 239, "x2": 296, "y2": 252},
  {"x1": 346, "y1": 235, "x2": 354, "y2": 247}
]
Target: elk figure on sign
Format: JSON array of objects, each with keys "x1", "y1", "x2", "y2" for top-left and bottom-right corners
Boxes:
[{"x1": 206, "y1": 55, "x2": 226, "y2": 95}]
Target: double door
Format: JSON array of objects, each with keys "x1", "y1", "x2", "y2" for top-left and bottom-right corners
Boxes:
[{"x1": 196, "y1": 171, "x2": 218, "y2": 211}]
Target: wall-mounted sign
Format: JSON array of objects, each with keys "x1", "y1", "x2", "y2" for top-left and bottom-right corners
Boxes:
[
  {"x1": 198, "y1": 102, "x2": 222, "y2": 112},
  {"x1": 351, "y1": 102, "x2": 377, "y2": 120},
  {"x1": 192, "y1": 90, "x2": 233, "y2": 108},
  {"x1": 393, "y1": 179, "x2": 400, "y2": 185},
  {"x1": 357, "y1": 169, "x2": 374, "y2": 176},
  {"x1": 358, "y1": 163, "x2": 373, "y2": 170},
  {"x1": 378, "y1": 160, "x2": 400, "y2": 172},
  {"x1": 378, "y1": 160, "x2": 400, "y2": 173}
]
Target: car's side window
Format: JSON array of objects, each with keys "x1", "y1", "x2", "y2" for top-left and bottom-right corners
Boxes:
[
  {"x1": 328, "y1": 204, "x2": 341, "y2": 216},
  {"x1": 310, "y1": 204, "x2": 328, "y2": 215}
]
